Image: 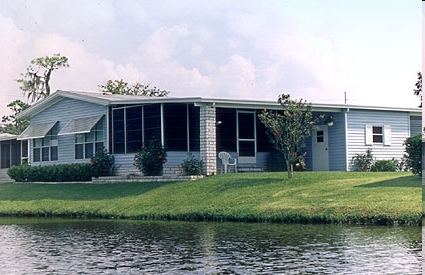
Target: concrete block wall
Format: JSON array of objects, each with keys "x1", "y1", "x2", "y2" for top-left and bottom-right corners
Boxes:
[{"x1": 199, "y1": 105, "x2": 217, "y2": 175}]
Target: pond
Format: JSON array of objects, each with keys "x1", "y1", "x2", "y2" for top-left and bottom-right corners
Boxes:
[{"x1": 0, "y1": 218, "x2": 420, "y2": 274}]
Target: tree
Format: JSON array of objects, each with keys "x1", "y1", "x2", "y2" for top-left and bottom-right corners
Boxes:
[
  {"x1": 99, "y1": 79, "x2": 169, "y2": 97},
  {"x1": 16, "y1": 53, "x2": 69, "y2": 103},
  {"x1": 258, "y1": 94, "x2": 321, "y2": 178},
  {"x1": 413, "y1": 71, "x2": 421, "y2": 107},
  {"x1": 403, "y1": 134, "x2": 422, "y2": 176},
  {"x1": 0, "y1": 100, "x2": 30, "y2": 135}
]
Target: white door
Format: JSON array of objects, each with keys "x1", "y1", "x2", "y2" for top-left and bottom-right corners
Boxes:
[{"x1": 312, "y1": 125, "x2": 329, "y2": 171}]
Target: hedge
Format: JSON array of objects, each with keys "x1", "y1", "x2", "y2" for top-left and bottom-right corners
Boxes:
[{"x1": 7, "y1": 163, "x2": 93, "y2": 182}]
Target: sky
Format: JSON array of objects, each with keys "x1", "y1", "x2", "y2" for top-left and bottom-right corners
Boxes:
[{"x1": 0, "y1": 0, "x2": 422, "y2": 116}]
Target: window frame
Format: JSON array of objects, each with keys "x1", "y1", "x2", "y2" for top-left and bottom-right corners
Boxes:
[
  {"x1": 75, "y1": 119, "x2": 104, "y2": 159},
  {"x1": 33, "y1": 124, "x2": 58, "y2": 162}
]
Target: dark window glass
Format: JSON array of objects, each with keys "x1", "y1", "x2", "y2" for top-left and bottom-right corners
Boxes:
[
  {"x1": 126, "y1": 106, "x2": 143, "y2": 153},
  {"x1": 372, "y1": 126, "x2": 383, "y2": 143},
  {"x1": 188, "y1": 104, "x2": 200, "y2": 151},
  {"x1": 316, "y1": 130, "x2": 324, "y2": 143},
  {"x1": 51, "y1": 146, "x2": 58, "y2": 161},
  {"x1": 216, "y1": 108, "x2": 237, "y2": 152},
  {"x1": 85, "y1": 143, "x2": 94, "y2": 159},
  {"x1": 239, "y1": 141, "x2": 255, "y2": 156},
  {"x1": 33, "y1": 148, "x2": 40, "y2": 162},
  {"x1": 256, "y1": 110, "x2": 272, "y2": 152},
  {"x1": 75, "y1": 144, "x2": 84, "y2": 159},
  {"x1": 1, "y1": 142, "x2": 10, "y2": 168},
  {"x1": 22, "y1": 140, "x2": 28, "y2": 158},
  {"x1": 238, "y1": 112, "x2": 255, "y2": 139},
  {"x1": 42, "y1": 147, "x2": 50, "y2": 161},
  {"x1": 164, "y1": 103, "x2": 187, "y2": 151},
  {"x1": 144, "y1": 104, "x2": 161, "y2": 141},
  {"x1": 113, "y1": 108, "x2": 125, "y2": 153}
]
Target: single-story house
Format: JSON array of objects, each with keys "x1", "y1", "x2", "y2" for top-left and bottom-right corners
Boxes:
[{"x1": 8, "y1": 90, "x2": 421, "y2": 175}]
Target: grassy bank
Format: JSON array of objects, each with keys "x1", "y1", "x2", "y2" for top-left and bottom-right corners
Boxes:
[{"x1": 0, "y1": 172, "x2": 421, "y2": 225}]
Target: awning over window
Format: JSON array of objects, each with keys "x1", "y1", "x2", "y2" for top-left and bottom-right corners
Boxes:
[
  {"x1": 17, "y1": 121, "x2": 58, "y2": 140},
  {"x1": 58, "y1": 115, "x2": 103, "y2": 136}
]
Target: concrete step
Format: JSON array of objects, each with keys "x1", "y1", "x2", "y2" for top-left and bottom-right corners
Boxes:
[{"x1": 0, "y1": 169, "x2": 13, "y2": 182}]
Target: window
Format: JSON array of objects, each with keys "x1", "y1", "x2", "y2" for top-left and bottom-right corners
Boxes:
[
  {"x1": 365, "y1": 125, "x2": 391, "y2": 146},
  {"x1": 316, "y1": 130, "x2": 324, "y2": 143},
  {"x1": 75, "y1": 119, "x2": 104, "y2": 159},
  {"x1": 372, "y1": 126, "x2": 383, "y2": 143},
  {"x1": 33, "y1": 124, "x2": 58, "y2": 162}
]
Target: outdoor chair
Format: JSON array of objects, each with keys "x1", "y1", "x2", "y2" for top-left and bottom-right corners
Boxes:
[{"x1": 218, "y1": 151, "x2": 237, "y2": 174}]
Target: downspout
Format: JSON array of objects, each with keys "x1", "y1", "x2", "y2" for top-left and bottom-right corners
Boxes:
[
  {"x1": 344, "y1": 108, "x2": 349, "y2": 171},
  {"x1": 160, "y1": 103, "x2": 164, "y2": 146}
]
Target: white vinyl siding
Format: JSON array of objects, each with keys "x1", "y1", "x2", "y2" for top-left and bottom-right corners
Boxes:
[
  {"x1": 28, "y1": 98, "x2": 107, "y2": 165},
  {"x1": 347, "y1": 110, "x2": 410, "y2": 170},
  {"x1": 365, "y1": 125, "x2": 391, "y2": 146}
]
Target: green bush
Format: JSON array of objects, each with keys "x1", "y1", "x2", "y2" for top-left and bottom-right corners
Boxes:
[
  {"x1": 370, "y1": 159, "x2": 398, "y2": 172},
  {"x1": 352, "y1": 148, "x2": 374, "y2": 171},
  {"x1": 7, "y1": 163, "x2": 93, "y2": 182},
  {"x1": 133, "y1": 137, "x2": 167, "y2": 176},
  {"x1": 403, "y1": 134, "x2": 422, "y2": 176},
  {"x1": 90, "y1": 147, "x2": 115, "y2": 177},
  {"x1": 180, "y1": 153, "x2": 203, "y2": 175}
]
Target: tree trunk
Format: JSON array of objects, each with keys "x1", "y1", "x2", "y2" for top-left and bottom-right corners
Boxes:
[{"x1": 286, "y1": 160, "x2": 293, "y2": 179}]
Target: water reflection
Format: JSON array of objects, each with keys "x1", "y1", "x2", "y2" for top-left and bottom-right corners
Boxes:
[{"x1": 0, "y1": 218, "x2": 420, "y2": 274}]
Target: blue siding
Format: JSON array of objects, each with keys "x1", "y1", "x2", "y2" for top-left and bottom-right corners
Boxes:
[
  {"x1": 346, "y1": 109, "x2": 410, "y2": 170},
  {"x1": 410, "y1": 116, "x2": 422, "y2": 136},
  {"x1": 29, "y1": 98, "x2": 108, "y2": 165},
  {"x1": 327, "y1": 112, "x2": 346, "y2": 171}
]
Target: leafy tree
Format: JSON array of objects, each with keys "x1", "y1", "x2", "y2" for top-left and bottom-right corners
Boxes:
[
  {"x1": 0, "y1": 100, "x2": 30, "y2": 135},
  {"x1": 258, "y1": 94, "x2": 321, "y2": 178},
  {"x1": 403, "y1": 134, "x2": 422, "y2": 176},
  {"x1": 16, "y1": 53, "x2": 69, "y2": 103},
  {"x1": 99, "y1": 79, "x2": 169, "y2": 97},
  {"x1": 413, "y1": 71, "x2": 421, "y2": 107}
]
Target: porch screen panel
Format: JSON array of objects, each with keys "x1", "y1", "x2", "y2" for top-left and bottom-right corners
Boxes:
[
  {"x1": 188, "y1": 104, "x2": 200, "y2": 151},
  {"x1": 163, "y1": 104, "x2": 187, "y2": 151},
  {"x1": 256, "y1": 110, "x2": 273, "y2": 152},
  {"x1": 112, "y1": 108, "x2": 125, "y2": 154},
  {"x1": 144, "y1": 104, "x2": 161, "y2": 142},
  {"x1": 216, "y1": 108, "x2": 237, "y2": 152},
  {"x1": 11, "y1": 140, "x2": 22, "y2": 166},
  {"x1": 0, "y1": 142, "x2": 10, "y2": 168},
  {"x1": 126, "y1": 106, "x2": 143, "y2": 153}
]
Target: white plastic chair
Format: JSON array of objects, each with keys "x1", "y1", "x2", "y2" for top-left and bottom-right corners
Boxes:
[{"x1": 218, "y1": 151, "x2": 237, "y2": 174}]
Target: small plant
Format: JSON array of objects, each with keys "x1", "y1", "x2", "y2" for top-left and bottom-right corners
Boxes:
[
  {"x1": 180, "y1": 153, "x2": 203, "y2": 175},
  {"x1": 352, "y1": 148, "x2": 374, "y2": 171},
  {"x1": 90, "y1": 147, "x2": 115, "y2": 177},
  {"x1": 134, "y1": 137, "x2": 167, "y2": 176},
  {"x1": 370, "y1": 159, "x2": 398, "y2": 172},
  {"x1": 291, "y1": 152, "x2": 307, "y2": 171}
]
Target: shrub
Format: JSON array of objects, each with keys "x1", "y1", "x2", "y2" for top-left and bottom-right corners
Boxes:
[
  {"x1": 180, "y1": 153, "x2": 203, "y2": 175},
  {"x1": 90, "y1": 147, "x2": 115, "y2": 177},
  {"x1": 403, "y1": 134, "x2": 422, "y2": 176},
  {"x1": 370, "y1": 159, "x2": 398, "y2": 172},
  {"x1": 352, "y1": 148, "x2": 374, "y2": 171},
  {"x1": 134, "y1": 137, "x2": 167, "y2": 176},
  {"x1": 7, "y1": 163, "x2": 92, "y2": 182}
]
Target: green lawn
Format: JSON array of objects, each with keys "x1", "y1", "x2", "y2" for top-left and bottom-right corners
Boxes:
[{"x1": 0, "y1": 172, "x2": 421, "y2": 225}]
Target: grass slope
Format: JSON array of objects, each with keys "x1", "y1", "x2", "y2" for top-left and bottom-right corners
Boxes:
[{"x1": 0, "y1": 172, "x2": 421, "y2": 225}]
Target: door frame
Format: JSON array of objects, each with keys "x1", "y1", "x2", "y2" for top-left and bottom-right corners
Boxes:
[
  {"x1": 236, "y1": 110, "x2": 256, "y2": 163},
  {"x1": 312, "y1": 125, "x2": 329, "y2": 171}
]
